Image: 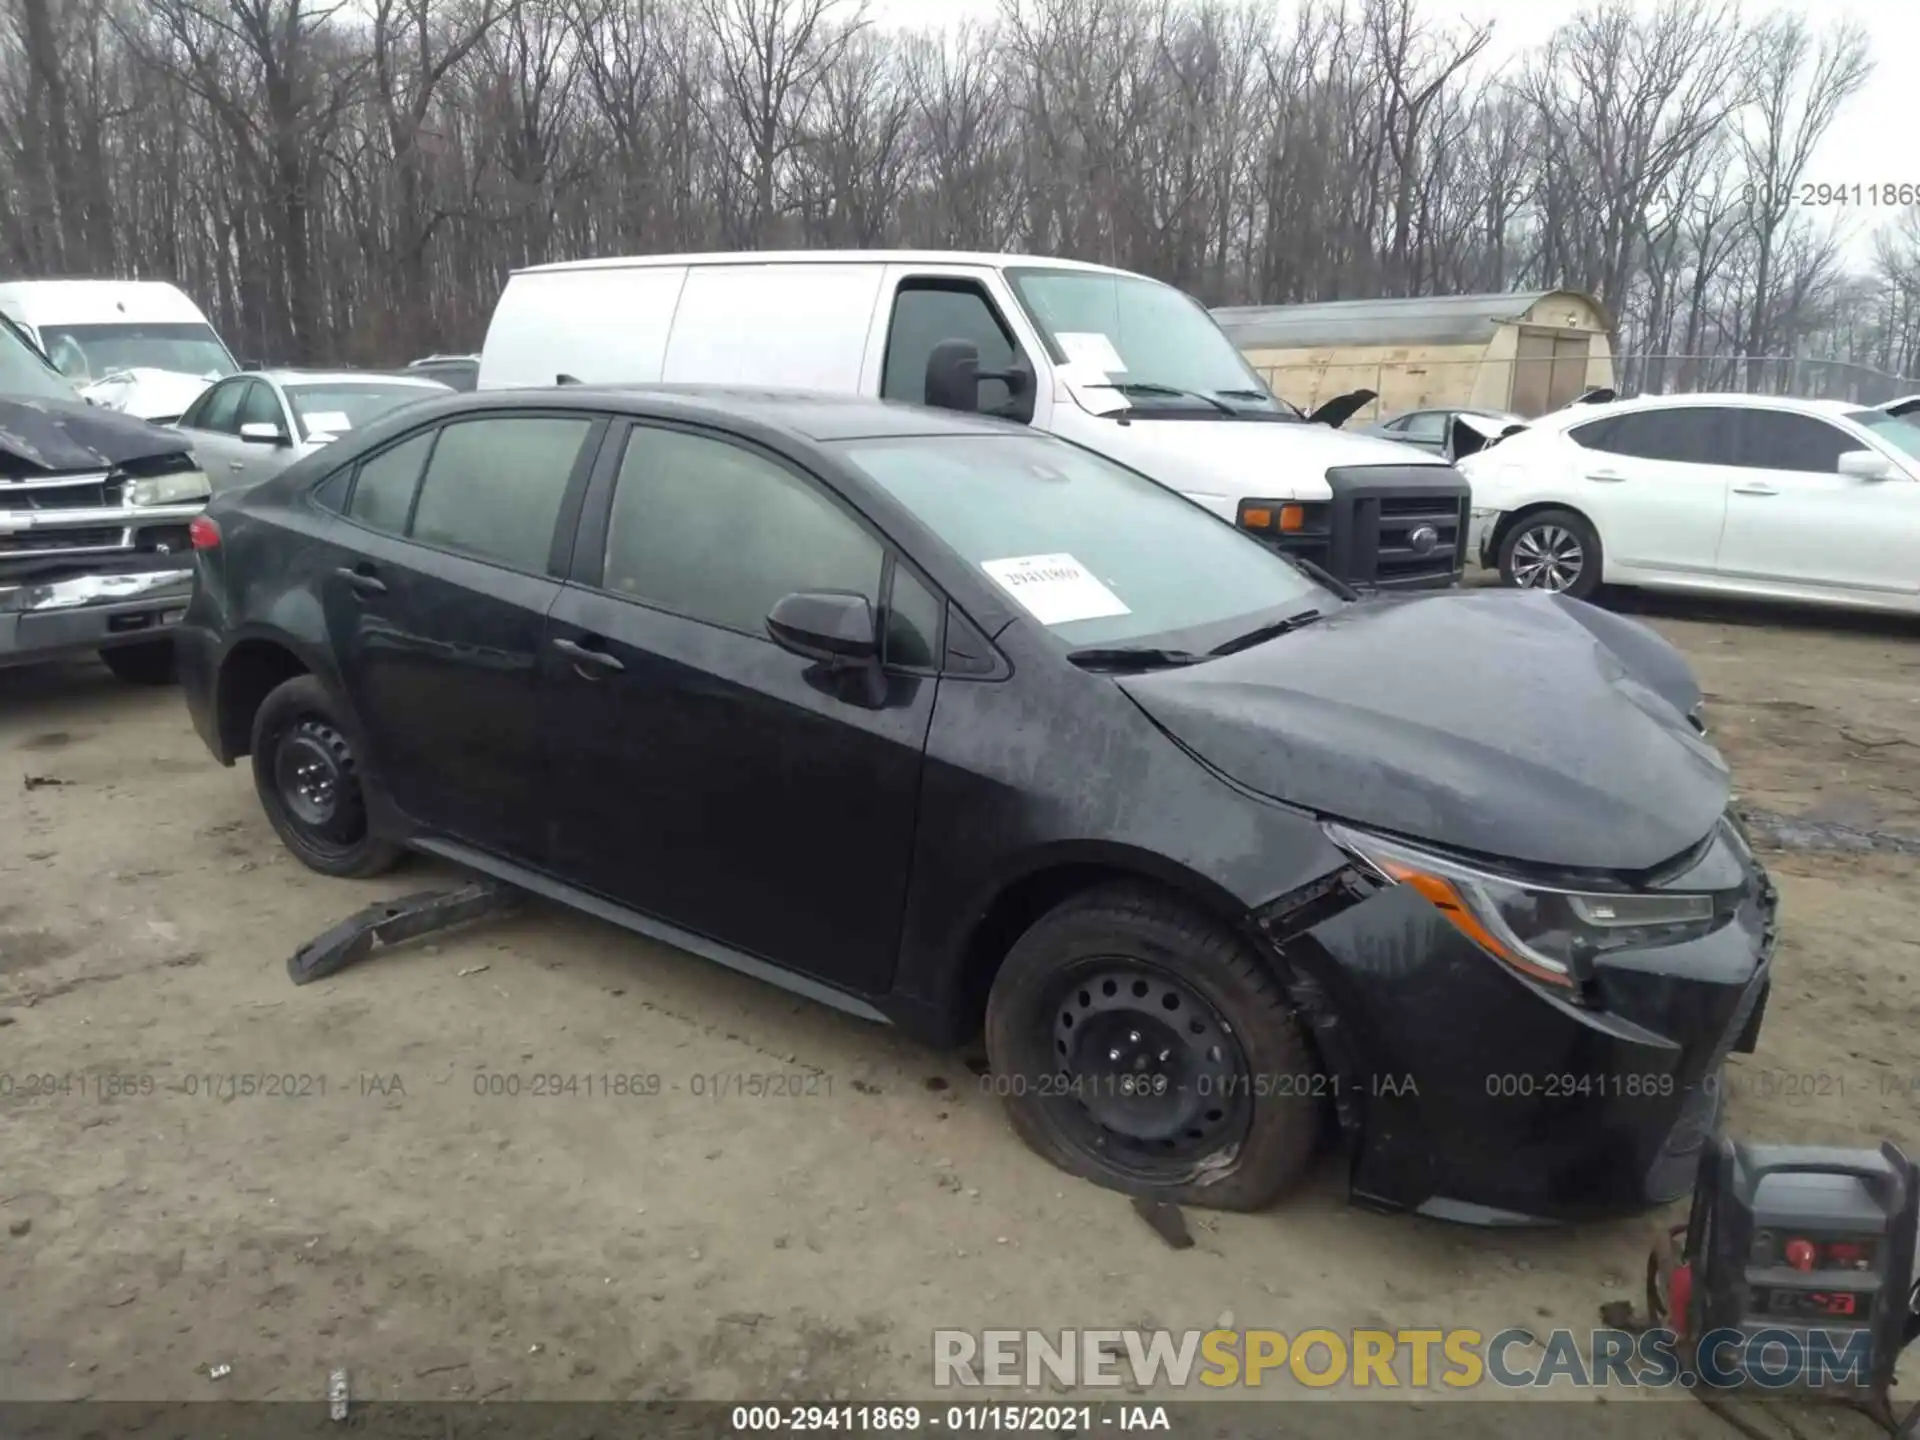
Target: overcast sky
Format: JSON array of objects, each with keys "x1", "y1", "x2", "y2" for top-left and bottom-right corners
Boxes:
[{"x1": 868, "y1": 0, "x2": 1916, "y2": 266}]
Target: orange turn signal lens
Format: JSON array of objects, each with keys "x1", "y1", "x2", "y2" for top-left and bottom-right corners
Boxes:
[
  {"x1": 1277, "y1": 504, "x2": 1305, "y2": 532},
  {"x1": 1378, "y1": 859, "x2": 1575, "y2": 989},
  {"x1": 1241, "y1": 506, "x2": 1273, "y2": 530}
]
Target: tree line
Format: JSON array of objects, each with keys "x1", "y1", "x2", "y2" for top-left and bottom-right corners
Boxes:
[{"x1": 3, "y1": 0, "x2": 1917, "y2": 388}]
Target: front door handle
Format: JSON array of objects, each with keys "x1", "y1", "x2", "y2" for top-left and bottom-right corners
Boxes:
[
  {"x1": 1585, "y1": 469, "x2": 1626, "y2": 483},
  {"x1": 227, "y1": 461, "x2": 246, "y2": 471},
  {"x1": 1732, "y1": 483, "x2": 1778, "y2": 496},
  {"x1": 552, "y1": 636, "x2": 624, "y2": 675},
  {"x1": 333, "y1": 565, "x2": 387, "y2": 597}
]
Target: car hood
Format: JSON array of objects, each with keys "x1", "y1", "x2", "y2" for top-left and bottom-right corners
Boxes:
[
  {"x1": 1118, "y1": 587, "x2": 1727, "y2": 874},
  {"x1": 80, "y1": 367, "x2": 217, "y2": 423},
  {"x1": 0, "y1": 392, "x2": 190, "y2": 474}
]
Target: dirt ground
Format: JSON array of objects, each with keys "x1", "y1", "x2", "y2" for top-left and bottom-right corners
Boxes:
[{"x1": 2, "y1": 585, "x2": 1917, "y2": 1437}]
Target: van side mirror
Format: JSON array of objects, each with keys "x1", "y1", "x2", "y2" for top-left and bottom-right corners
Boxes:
[
  {"x1": 766, "y1": 591, "x2": 879, "y2": 666},
  {"x1": 924, "y1": 339, "x2": 1033, "y2": 419},
  {"x1": 1837, "y1": 449, "x2": 1898, "y2": 482}
]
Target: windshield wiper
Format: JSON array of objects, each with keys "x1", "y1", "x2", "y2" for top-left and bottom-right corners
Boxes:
[
  {"x1": 1066, "y1": 646, "x2": 1211, "y2": 672},
  {"x1": 1079, "y1": 381, "x2": 1238, "y2": 417},
  {"x1": 1208, "y1": 608, "x2": 1325, "y2": 657}
]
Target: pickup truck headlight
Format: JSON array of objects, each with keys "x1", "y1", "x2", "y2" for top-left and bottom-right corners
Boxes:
[
  {"x1": 125, "y1": 469, "x2": 211, "y2": 506},
  {"x1": 1324, "y1": 822, "x2": 1717, "y2": 989}
]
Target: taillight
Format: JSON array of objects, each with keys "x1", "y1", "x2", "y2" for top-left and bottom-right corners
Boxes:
[{"x1": 189, "y1": 515, "x2": 221, "y2": 550}]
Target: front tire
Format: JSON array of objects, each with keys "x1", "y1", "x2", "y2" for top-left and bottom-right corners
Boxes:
[
  {"x1": 99, "y1": 641, "x2": 178, "y2": 685},
  {"x1": 249, "y1": 675, "x2": 403, "y2": 879},
  {"x1": 1498, "y1": 507, "x2": 1602, "y2": 598},
  {"x1": 984, "y1": 884, "x2": 1322, "y2": 1212}
]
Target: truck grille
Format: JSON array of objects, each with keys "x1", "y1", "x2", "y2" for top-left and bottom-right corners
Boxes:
[
  {"x1": 1, "y1": 527, "x2": 126, "y2": 555},
  {"x1": 0, "y1": 471, "x2": 119, "y2": 509},
  {"x1": 1320, "y1": 465, "x2": 1470, "y2": 591}
]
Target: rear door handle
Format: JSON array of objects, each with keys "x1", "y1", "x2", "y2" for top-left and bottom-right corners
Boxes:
[
  {"x1": 552, "y1": 636, "x2": 624, "y2": 675},
  {"x1": 1732, "y1": 483, "x2": 1778, "y2": 496},
  {"x1": 1585, "y1": 470, "x2": 1626, "y2": 483},
  {"x1": 334, "y1": 565, "x2": 387, "y2": 597}
]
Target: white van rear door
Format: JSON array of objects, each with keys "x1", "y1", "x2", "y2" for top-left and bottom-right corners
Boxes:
[{"x1": 478, "y1": 265, "x2": 688, "y2": 389}]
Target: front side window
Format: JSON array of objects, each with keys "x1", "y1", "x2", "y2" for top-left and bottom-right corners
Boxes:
[
  {"x1": 882, "y1": 283, "x2": 1024, "y2": 416},
  {"x1": 238, "y1": 381, "x2": 285, "y2": 433},
  {"x1": 409, "y1": 416, "x2": 592, "y2": 572},
  {"x1": 0, "y1": 316, "x2": 76, "y2": 401},
  {"x1": 192, "y1": 380, "x2": 248, "y2": 436},
  {"x1": 38, "y1": 322, "x2": 235, "y2": 382},
  {"x1": 287, "y1": 382, "x2": 445, "y2": 441},
  {"x1": 1400, "y1": 411, "x2": 1447, "y2": 442},
  {"x1": 838, "y1": 432, "x2": 1329, "y2": 650},
  {"x1": 1738, "y1": 411, "x2": 1854, "y2": 473},
  {"x1": 602, "y1": 426, "x2": 883, "y2": 637},
  {"x1": 1006, "y1": 267, "x2": 1294, "y2": 417}
]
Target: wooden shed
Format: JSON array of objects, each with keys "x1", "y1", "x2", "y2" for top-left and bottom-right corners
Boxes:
[{"x1": 1211, "y1": 289, "x2": 1614, "y2": 421}]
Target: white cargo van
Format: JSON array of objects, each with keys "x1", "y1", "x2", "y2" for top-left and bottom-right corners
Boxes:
[
  {"x1": 0, "y1": 278, "x2": 239, "y2": 423},
  {"x1": 476, "y1": 251, "x2": 1469, "y2": 591}
]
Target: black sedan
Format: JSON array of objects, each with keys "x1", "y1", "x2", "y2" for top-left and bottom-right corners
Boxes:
[{"x1": 178, "y1": 386, "x2": 1774, "y2": 1223}]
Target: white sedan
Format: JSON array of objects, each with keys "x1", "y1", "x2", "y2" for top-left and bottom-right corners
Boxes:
[
  {"x1": 1459, "y1": 392, "x2": 1920, "y2": 614},
  {"x1": 173, "y1": 369, "x2": 451, "y2": 491}
]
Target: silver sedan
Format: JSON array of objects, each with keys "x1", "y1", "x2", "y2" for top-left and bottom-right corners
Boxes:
[{"x1": 173, "y1": 369, "x2": 452, "y2": 490}]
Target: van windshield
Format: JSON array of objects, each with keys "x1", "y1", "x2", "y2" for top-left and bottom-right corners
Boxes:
[
  {"x1": 839, "y1": 432, "x2": 1330, "y2": 651},
  {"x1": 1006, "y1": 268, "x2": 1299, "y2": 419},
  {"x1": 40, "y1": 322, "x2": 236, "y2": 383},
  {"x1": 0, "y1": 316, "x2": 79, "y2": 402}
]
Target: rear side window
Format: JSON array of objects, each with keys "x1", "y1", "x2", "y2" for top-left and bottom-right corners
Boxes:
[
  {"x1": 1736, "y1": 411, "x2": 1853, "y2": 473},
  {"x1": 410, "y1": 417, "x2": 593, "y2": 572},
  {"x1": 1571, "y1": 408, "x2": 1741, "y2": 465},
  {"x1": 602, "y1": 426, "x2": 883, "y2": 637},
  {"x1": 347, "y1": 430, "x2": 435, "y2": 533}
]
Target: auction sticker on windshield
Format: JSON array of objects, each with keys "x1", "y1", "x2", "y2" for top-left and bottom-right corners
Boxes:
[
  {"x1": 981, "y1": 553, "x2": 1130, "y2": 625},
  {"x1": 303, "y1": 411, "x2": 352, "y2": 433},
  {"x1": 1055, "y1": 332, "x2": 1127, "y2": 374}
]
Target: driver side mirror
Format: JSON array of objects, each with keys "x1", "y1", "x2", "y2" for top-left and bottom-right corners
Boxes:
[
  {"x1": 924, "y1": 339, "x2": 1034, "y2": 421},
  {"x1": 766, "y1": 591, "x2": 879, "y2": 667},
  {"x1": 1837, "y1": 449, "x2": 1898, "y2": 481},
  {"x1": 239, "y1": 421, "x2": 290, "y2": 447}
]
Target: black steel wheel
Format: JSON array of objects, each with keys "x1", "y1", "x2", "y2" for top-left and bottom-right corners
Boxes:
[
  {"x1": 1498, "y1": 507, "x2": 1602, "y2": 599},
  {"x1": 249, "y1": 675, "x2": 403, "y2": 878},
  {"x1": 985, "y1": 883, "x2": 1323, "y2": 1212}
]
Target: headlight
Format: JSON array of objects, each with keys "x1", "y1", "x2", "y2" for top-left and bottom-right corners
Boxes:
[
  {"x1": 125, "y1": 469, "x2": 211, "y2": 506},
  {"x1": 1324, "y1": 822, "x2": 1717, "y2": 989}
]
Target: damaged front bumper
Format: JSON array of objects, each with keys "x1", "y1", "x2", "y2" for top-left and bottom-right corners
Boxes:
[
  {"x1": 1469, "y1": 507, "x2": 1501, "y2": 569},
  {"x1": 1262, "y1": 825, "x2": 1777, "y2": 1225},
  {"x1": 0, "y1": 564, "x2": 196, "y2": 667}
]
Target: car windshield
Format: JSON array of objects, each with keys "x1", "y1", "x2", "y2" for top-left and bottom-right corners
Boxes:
[
  {"x1": 286, "y1": 382, "x2": 445, "y2": 440},
  {"x1": 1847, "y1": 407, "x2": 1920, "y2": 463},
  {"x1": 40, "y1": 322, "x2": 236, "y2": 383},
  {"x1": 1005, "y1": 268, "x2": 1299, "y2": 418},
  {"x1": 840, "y1": 432, "x2": 1330, "y2": 651},
  {"x1": 0, "y1": 317, "x2": 79, "y2": 402}
]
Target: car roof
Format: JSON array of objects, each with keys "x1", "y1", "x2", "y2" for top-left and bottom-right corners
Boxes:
[
  {"x1": 513, "y1": 250, "x2": 1137, "y2": 280},
  {"x1": 443, "y1": 383, "x2": 1028, "y2": 442},
  {"x1": 260, "y1": 369, "x2": 451, "y2": 389},
  {"x1": 1524, "y1": 391, "x2": 1872, "y2": 432},
  {"x1": 0, "y1": 278, "x2": 207, "y2": 326}
]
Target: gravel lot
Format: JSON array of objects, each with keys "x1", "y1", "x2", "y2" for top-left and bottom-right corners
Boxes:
[{"x1": 2, "y1": 587, "x2": 1916, "y2": 1435}]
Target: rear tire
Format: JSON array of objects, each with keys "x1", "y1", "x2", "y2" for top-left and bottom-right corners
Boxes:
[
  {"x1": 99, "y1": 641, "x2": 178, "y2": 686},
  {"x1": 984, "y1": 883, "x2": 1322, "y2": 1212},
  {"x1": 249, "y1": 675, "x2": 403, "y2": 879},
  {"x1": 1497, "y1": 507, "x2": 1602, "y2": 599}
]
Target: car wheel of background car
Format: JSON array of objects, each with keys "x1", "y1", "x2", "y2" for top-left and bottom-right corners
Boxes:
[
  {"x1": 984, "y1": 882, "x2": 1321, "y2": 1212},
  {"x1": 98, "y1": 640, "x2": 178, "y2": 686},
  {"x1": 1499, "y1": 507, "x2": 1602, "y2": 599},
  {"x1": 249, "y1": 675, "x2": 403, "y2": 879}
]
